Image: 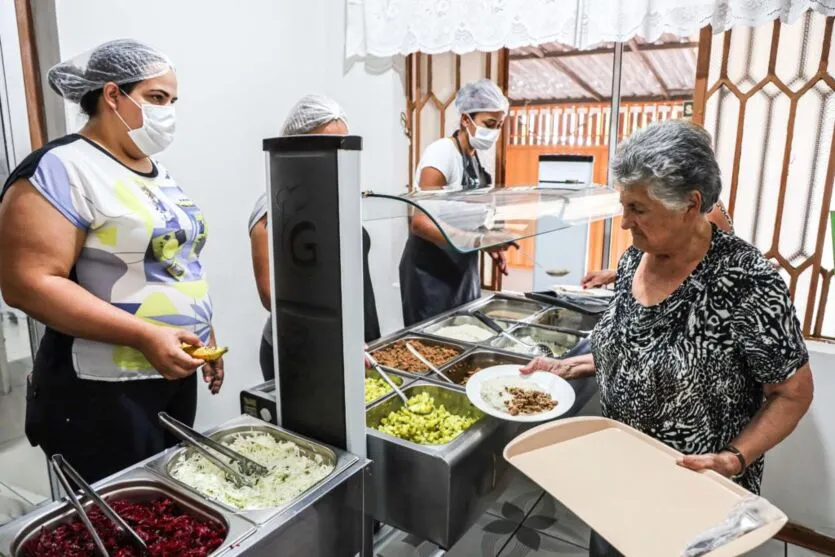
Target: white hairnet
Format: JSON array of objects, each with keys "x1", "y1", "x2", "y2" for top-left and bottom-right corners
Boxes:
[
  {"x1": 454, "y1": 79, "x2": 509, "y2": 115},
  {"x1": 282, "y1": 95, "x2": 348, "y2": 135},
  {"x1": 47, "y1": 39, "x2": 173, "y2": 103}
]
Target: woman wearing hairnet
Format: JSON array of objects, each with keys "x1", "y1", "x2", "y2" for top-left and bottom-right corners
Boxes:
[
  {"x1": 249, "y1": 95, "x2": 381, "y2": 381},
  {"x1": 0, "y1": 39, "x2": 223, "y2": 482},
  {"x1": 399, "y1": 79, "x2": 514, "y2": 325}
]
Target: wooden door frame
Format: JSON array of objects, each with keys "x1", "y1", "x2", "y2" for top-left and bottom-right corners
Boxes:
[{"x1": 13, "y1": 0, "x2": 46, "y2": 149}]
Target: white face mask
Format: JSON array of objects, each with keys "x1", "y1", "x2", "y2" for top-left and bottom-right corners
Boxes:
[
  {"x1": 466, "y1": 115, "x2": 500, "y2": 150},
  {"x1": 113, "y1": 92, "x2": 176, "y2": 156}
]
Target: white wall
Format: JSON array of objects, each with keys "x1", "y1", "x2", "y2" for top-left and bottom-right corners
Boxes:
[
  {"x1": 52, "y1": 0, "x2": 409, "y2": 428},
  {"x1": 762, "y1": 342, "x2": 835, "y2": 538}
]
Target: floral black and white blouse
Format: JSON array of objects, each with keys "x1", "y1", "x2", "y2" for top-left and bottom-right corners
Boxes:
[{"x1": 589, "y1": 227, "x2": 808, "y2": 493}]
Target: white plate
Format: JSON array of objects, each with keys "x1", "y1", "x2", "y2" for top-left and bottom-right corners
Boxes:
[
  {"x1": 466, "y1": 365, "x2": 576, "y2": 422},
  {"x1": 550, "y1": 284, "x2": 614, "y2": 298}
]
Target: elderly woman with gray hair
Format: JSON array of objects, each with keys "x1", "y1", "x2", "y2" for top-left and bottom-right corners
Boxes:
[{"x1": 521, "y1": 120, "x2": 813, "y2": 556}]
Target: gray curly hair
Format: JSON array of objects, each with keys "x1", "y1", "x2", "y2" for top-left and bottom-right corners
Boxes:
[{"x1": 612, "y1": 119, "x2": 722, "y2": 213}]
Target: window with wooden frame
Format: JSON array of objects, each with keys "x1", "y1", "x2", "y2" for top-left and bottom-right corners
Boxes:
[
  {"x1": 695, "y1": 12, "x2": 835, "y2": 340},
  {"x1": 402, "y1": 15, "x2": 835, "y2": 343}
]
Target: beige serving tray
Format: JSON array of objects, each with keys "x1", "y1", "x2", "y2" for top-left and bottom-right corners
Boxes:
[{"x1": 504, "y1": 417, "x2": 787, "y2": 557}]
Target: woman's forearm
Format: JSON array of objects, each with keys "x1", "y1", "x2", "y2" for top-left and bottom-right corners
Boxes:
[
  {"x1": 522, "y1": 352, "x2": 596, "y2": 380},
  {"x1": 730, "y1": 366, "x2": 813, "y2": 465},
  {"x1": 250, "y1": 220, "x2": 272, "y2": 310},
  {"x1": 7, "y1": 274, "x2": 154, "y2": 349},
  {"x1": 410, "y1": 213, "x2": 455, "y2": 247},
  {"x1": 564, "y1": 353, "x2": 596, "y2": 379}
]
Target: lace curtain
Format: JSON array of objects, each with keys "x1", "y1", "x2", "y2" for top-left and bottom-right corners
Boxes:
[{"x1": 346, "y1": 0, "x2": 835, "y2": 57}]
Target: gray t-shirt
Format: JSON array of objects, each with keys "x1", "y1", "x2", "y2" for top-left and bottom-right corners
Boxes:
[{"x1": 249, "y1": 193, "x2": 272, "y2": 345}]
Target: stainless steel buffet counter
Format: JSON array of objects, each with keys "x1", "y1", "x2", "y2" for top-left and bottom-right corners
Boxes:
[
  {"x1": 360, "y1": 292, "x2": 596, "y2": 548},
  {"x1": 238, "y1": 291, "x2": 600, "y2": 550},
  {"x1": 0, "y1": 292, "x2": 601, "y2": 557},
  {"x1": 0, "y1": 415, "x2": 369, "y2": 557}
]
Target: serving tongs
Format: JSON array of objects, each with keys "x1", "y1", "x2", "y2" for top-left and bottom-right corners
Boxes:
[
  {"x1": 472, "y1": 311, "x2": 554, "y2": 357},
  {"x1": 50, "y1": 454, "x2": 149, "y2": 557},
  {"x1": 159, "y1": 412, "x2": 269, "y2": 488},
  {"x1": 366, "y1": 351, "x2": 431, "y2": 415},
  {"x1": 405, "y1": 342, "x2": 455, "y2": 384}
]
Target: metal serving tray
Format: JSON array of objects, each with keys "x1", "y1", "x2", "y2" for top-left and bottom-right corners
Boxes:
[
  {"x1": 489, "y1": 324, "x2": 582, "y2": 357},
  {"x1": 0, "y1": 467, "x2": 254, "y2": 557},
  {"x1": 367, "y1": 333, "x2": 470, "y2": 376},
  {"x1": 533, "y1": 306, "x2": 600, "y2": 332},
  {"x1": 472, "y1": 296, "x2": 546, "y2": 322},
  {"x1": 366, "y1": 383, "x2": 485, "y2": 449},
  {"x1": 227, "y1": 456, "x2": 370, "y2": 557},
  {"x1": 419, "y1": 313, "x2": 502, "y2": 343},
  {"x1": 365, "y1": 366, "x2": 413, "y2": 406},
  {"x1": 366, "y1": 381, "x2": 517, "y2": 549},
  {"x1": 146, "y1": 414, "x2": 359, "y2": 525},
  {"x1": 438, "y1": 349, "x2": 531, "y2": 387}
]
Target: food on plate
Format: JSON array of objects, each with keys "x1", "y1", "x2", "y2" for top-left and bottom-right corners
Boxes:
[
  {"x1": 181, "y1": 344, "x2": 228, "y2": 362},
  {"x1": 365, "y1": 376, "x2": 396, "y2": 402},
  {"x1": 504, "y1": 387, "x2": 558, "y2": 415},
  {"x1": 20, "y1": 496, "x2": 227, "y2": 557},
  {"x1": 434, "y1": 324, "x2": 494, "y2": 342},
  {"x1": 170, "y1": 431, "x2": 333, "y2": 510},
  {"x1": 375, "y1": 392, "x2": 478, "y2": 444},
  {"x1": 480, "y1": 377, "x2": 557, "y2": 416},
  {"x1": 371, "y1": 340, "x2": 460, "y2": 373}
]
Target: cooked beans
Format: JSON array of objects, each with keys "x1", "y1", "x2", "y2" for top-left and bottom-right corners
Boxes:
[{"x1": 372, "y1": 340, "x2": 460, "y2": 373}]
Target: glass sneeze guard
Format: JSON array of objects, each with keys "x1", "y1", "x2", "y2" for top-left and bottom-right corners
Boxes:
[{"x1": 362, "y1": 185, "x2": 622, "y2": 254}]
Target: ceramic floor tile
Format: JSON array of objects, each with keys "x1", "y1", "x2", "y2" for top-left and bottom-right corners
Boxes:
[
  {"x1": 0, "y1": 383, "x2": 26, "y2": 446},
  {"x1": 522, "y1": 494, "x2": 590, "y2": 549},
  {"x1": 0, "y1": 480, "x2": 46, "y2": 507},
  {"x1": 444, "y1": 512, "x2": 520, "y2": 557},
  {"x1": 786, "y1": 545, "x2": 828, "y2": 556},
  {"x1": 498, "y1": 527, "x2": 588, "y2": 557},
  {"x1": 2, "y1": 310, "x2": 32, "y2": 363},
  {"x1": 374, "y1": 538, "x2": 431, "y2": 557},
  {"x1": 0, "y1": 437, "x2": 50, "y2": 500},
  {"x1": 375, "y1": 513, "x2": 521, "y2": 557},
  {"x1": 486, "y1": 469, "x2": 545, "y2": 524},
  {"x1": 744, "y1": 539, "x2": 786, "y2": 556},
  {"x1": 0, "y1": 481, "x2": 36, "y2": 525}
]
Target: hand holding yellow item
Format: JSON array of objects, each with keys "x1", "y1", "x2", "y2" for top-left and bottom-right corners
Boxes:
[{"x1": 180, "y1": 343, "x2": 228, "y2": 362}]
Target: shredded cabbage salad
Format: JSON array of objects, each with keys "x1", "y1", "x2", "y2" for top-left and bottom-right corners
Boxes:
[{"x1": 170, "y1": 432, "x2": 334, "y2": 510}]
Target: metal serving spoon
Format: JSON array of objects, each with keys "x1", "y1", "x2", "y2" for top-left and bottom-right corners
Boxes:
[
  {"x1": 472, "y1": 311, "x2": 554, "y2": 357},
  {"x1": 365, "y1": 351, "x2": 431, "y2": 415}
]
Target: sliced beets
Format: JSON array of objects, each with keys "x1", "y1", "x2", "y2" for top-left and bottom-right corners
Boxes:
[{"x1": 20, "y1": 496, "x2": 227, "y2": 556}]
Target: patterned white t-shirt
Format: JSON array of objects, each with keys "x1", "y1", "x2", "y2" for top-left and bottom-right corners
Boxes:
[{"x1": 2, "y1": 134, "x2": 212, "y2": 381}]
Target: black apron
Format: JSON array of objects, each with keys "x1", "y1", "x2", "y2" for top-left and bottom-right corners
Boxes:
[
  {"x1": 363, "y1": 227, "x2": 381, "y2": 342},
  {"x1": 399, "y1": 133, "x2": 491, "y2": 326}
]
